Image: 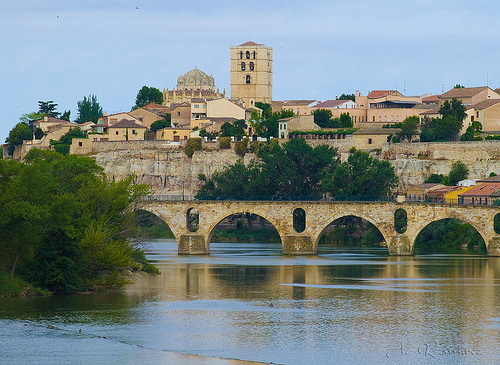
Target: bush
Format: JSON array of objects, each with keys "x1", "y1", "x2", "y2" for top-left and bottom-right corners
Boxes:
[
  {"x1": 219, "y1": 137, "x2": 231, "y2": 149},
  {"x1": 234, "y1": 138, "x2": 249, "y2": 157},
  {"x1": 185, "y1": 138, "x2": 202, "y2": 158}
]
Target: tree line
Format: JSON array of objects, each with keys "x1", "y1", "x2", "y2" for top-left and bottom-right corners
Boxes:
[
  {"x1": 197, "y1": 138, "x2": 397, "y2": 200},
  {"x1": 0, "y1": 149, "x2": 155, "y2": 295}
]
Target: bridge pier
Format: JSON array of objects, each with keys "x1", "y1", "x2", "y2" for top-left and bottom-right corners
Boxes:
[
  {"x1": 178, "y1": 234, "x2": 209, "y2": 255},
  {"x1": 282, "y1": 234, "x2": 316, "y2": 255},
  {"x1": 388, "y1": 234, "x2": 413, "y2": 256},
  {"x1": 487, "y1": 237, "x2": 500, "y2": 257}
]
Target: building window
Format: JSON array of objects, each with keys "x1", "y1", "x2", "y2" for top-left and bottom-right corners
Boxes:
[
  {"x1": 203, "y1": 105, "x2": 206, "y2": 108},
  {"x1": 78, "y1": 141, "x2": 82, "y2": 147},
  {"x1": 397, "y1": 115, "x2": 399, "y2": 121},
  {"x1": 373, "y1": 116, "x2": 375, "y2": 122},
  {"x1": 194, "y1": 105, "x2": 199, "y2": 108},
  {"x1": 379, "y1": 116, "x2": 382, "y2": 122},
  {"x1": 246, "y1": 51, "x2": 250, "y2": 59},
  {"x1": 253, "y1": 51, "x2": 256, "y2": 59},
  {"x1": 246, "y1": 75, "x2": 250, "y2": 84},
  {"x1": 132, "y1": 130, "x2": 135, "y2": 134},
  {"x1": 368, "y1": 138, "x2": 372, "y2": 144},
  {"x1": 249, "y1": 62, "x2": 254, "y2": 71},
  {"x1": 241, "y1": 62, "x2": 246, "y2": 71},
  {"x1": 477, "y1": 111, "x2": 480, "y2": 118},
  {"x1": 471, "y1": 116, "x2": 474, "y2": 122},
  {"x1": 177, "y1": 111, "x2": 180, "y2": 116},
  {"x1": 115, "y1": 131, "x2": 119, "y2": 135},
  {"x1": 239, "y1": 51, "x2": 243, "y2": 59}
]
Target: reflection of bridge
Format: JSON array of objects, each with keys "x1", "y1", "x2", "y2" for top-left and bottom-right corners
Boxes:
[{"x1": 136, "y1": 198, "x2": 500, "y2": 256}]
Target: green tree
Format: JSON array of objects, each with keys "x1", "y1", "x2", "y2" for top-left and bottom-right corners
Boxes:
[
  {"x1": 50, "y1": 128, "x2": 87, "y2": 155},
  {"x1": 38, "y1": 100, "x2": 60, "y2": 118},
  {"x1": 0, "y1": 149, "x2": 151, "y2": 292},
  {"x1": 439, "y1": 98, "x2": 467, "y2": 123},
  {"x1": 76, "y1": 95, "x2": 103, "y2": 124},
  {"x1": 322, "y1": 150, "x2": 397, "y2": 199},
  {"x1": 220, "y1": 119, "x2": 247, "y2": 140},
  {"x1": 150, "y1": 117, "x2": 172, "y2": 132},
  {"x1": 312, "y1": 108, "x2": 333, "y2": 128},
  {"x1": 5, "y1": 122, "x2": 32, "y2": 155},
  {"x1": 339, "y1": 93, "x2": 355, "y2": 101},
  {"x1": 454, "y1": 84, "x2": 465, "y2": 89},
  {"x1": 460, "y1": 121, "x2": 482, "y2": 141},
  {"x1": 448, "y1": 160, "x2": 468, "y2": 186},
  {"x1": 19, "y1": 112, "x2": 45, "y2": 125},
  {"x1": 133, "y1": 86, "x2": 163, "y2": 109},
  {"x1": 197, "y1": 139, "x2": 338, "y2": 198},
  {"x1": 399, "y1": 115, "x2": 419, "y2": 141}
]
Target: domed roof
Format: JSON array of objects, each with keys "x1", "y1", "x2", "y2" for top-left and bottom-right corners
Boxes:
[{"x1": 177, "y1": 67, "x2": 215, "y2": 91}]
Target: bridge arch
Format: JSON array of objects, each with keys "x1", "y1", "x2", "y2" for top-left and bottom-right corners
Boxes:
[
  {"x1": 133, "y1": 205, "x2": 179, "y2": 242},
  {"x1": 411, "y1": 214, "x2": 489, "y2": 251},
  {"x1": 312, "y1": 211, "x2": 394, "y2": 252},
  {"x1": 413, "y1": 217, "x2": 487, "y2": 252},
  {"x1": 205, "y1": 210, "x2": 284, "y2": 251}
]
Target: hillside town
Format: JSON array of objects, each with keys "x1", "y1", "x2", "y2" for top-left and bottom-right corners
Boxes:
[{"x1": 4, "y1": 41, "x2": 500, "y2": 205}]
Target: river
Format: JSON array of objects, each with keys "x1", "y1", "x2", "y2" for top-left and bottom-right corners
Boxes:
[{"x1": 2, "y1": 240, "x2": 500, "y2": 364}]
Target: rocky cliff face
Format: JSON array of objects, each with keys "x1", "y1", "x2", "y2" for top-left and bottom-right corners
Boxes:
[
  {"x1": 91, "y1": 141, "x2": 500, "y2": 195},
  {"x1": 93, "y1": 148, "x2": 255, "y2": 196}
]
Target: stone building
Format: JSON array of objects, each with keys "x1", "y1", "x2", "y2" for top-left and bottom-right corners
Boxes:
[
  {"x1": 162, "y1": 67, "x2": 225, "y2": 107},
  {"x1": 230, "y1": 41, "x2": 273, "y2": 107}
]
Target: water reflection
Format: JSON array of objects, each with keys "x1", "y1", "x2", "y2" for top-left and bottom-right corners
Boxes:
[{"x1": 3, "y1": 240, "x2": 500, "y2": 364}]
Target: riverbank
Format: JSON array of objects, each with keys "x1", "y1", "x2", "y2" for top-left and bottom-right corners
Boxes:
[{"x1": 0, "y1": 274, "x2": 50, "y2": 298}]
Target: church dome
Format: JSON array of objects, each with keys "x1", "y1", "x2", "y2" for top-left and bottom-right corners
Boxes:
[{"x1": 177, "y1": 67, "x2": 215, "y2": 91}]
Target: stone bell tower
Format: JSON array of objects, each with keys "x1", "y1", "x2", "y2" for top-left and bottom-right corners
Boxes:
[{"x1": 230, "y1": 41, "x2": 273, "y2": 107}]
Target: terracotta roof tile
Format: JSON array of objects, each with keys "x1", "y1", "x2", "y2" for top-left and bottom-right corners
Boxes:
[
  {"x1": 283, "y1": 100, "x2": 317, "y2": 106},
  {"x1": 440, "y1": 86, "x2": 487, "y2": 99},
  {"x1": 312, "y1": 100, "x2": 353, "y2": 109},
  {"x1": 109, "y1": 119, "x2": 146, "y2": 129},
  {"x1": 459, "y1": 183, "x2": 500, "y2": 197},
  {"x1": 239, "y1": 41, "x2": 261, "y2": 46},
  {"x1": 472, "y1": 99, "x2": 500, "y2": 110},
  {"x1": 367, "y1": 90, "x2": 399, "y2": 99}
]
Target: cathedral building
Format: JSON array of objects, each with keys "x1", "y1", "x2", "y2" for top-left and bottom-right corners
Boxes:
[
  {"x1": 230, "y1": 41, "x2": 273, "y2": 107},
  {"x1": 162, "y1": 67, "x2": 225, "y2": 107}
]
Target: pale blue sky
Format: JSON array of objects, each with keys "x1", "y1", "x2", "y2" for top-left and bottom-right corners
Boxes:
[{"x1": 2, "y1": 0, "x2": 500, "y2": 144}]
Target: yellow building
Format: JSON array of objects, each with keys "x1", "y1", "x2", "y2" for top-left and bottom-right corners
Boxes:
[
  {"x1": 230, "y1": 41, "x2": 273, "y2": 107},
  {"x1": 190, "y1": 98, "x2": 249, "y2": 130},
  {"x1": 281, "y1": 100, "x2": 319, "y2": 115},
  {"x1": 155, "y1": 127, "x2": 191, "y2": 142}
]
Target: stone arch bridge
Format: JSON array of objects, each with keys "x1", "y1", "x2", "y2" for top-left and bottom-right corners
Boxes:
[{"x1": 136, "y1": 199, "x2": 500, "y2": 256}]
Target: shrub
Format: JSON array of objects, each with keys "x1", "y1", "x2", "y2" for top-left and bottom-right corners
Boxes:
[
  {"x1": 185, "y1": 138, "x2": 202, "y2": 158},
  {"x1": 234, "y1": 141, "x2": 247, "y2": 156},
  {"x1": 219, "y1": 137, "x2": 231, "y2": 149}
]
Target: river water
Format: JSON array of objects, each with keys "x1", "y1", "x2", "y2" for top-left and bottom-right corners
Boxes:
[{"x1": 2, "y1": 240, "x2": 500, "y2": 364}]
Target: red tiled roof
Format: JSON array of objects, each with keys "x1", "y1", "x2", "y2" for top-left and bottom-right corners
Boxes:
[
  {"x1": 422, "y1": 95, "x2": 439, "y2": 103},
  {"x1": 440, "y1": 86, "x2": 487, "y2": 99},
  {"x1": 312, "y1": 100, "x2": 353, "y2": 109},
  {"x1": 472, "y1": 99, "x2": 500, "y2": 110},
  {"x1": 239, "y1": 41, "x2": 261, "y2": 46},
  {"x1": 367, "y1": 90, "x2": 399, "y2": 99},
  {"x1": 459, "y1": 183, "x2": 500, "y2": 197},
  {"x1": 283, "y1": 100, "x2": 317, "y2": 106},
  {"x1": 109, "y1": 119, "x2": 146, "y2": 129}
]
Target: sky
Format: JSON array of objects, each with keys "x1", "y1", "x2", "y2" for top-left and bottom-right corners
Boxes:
[{"x1": 2, "y1": 0, "x2": 500, "y2": 144}]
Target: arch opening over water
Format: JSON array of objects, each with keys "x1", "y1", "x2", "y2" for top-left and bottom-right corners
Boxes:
[
  {"x1": 317, "y1": 215, "x2": 386, "y2": 253},
  {"x1": 134, "y1": 209, "x2": 174, "y2": 239},
  {"x1": 414, "y1": 218, "x2": 486, "y2": 254},
  {"x1": 208, "y1": 212, "x2": 281, "y2": 253}
]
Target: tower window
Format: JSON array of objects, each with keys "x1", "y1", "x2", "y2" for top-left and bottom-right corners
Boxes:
[
  {"x1": 239, "y1": 51, "x2": 243, "y2": 59},
  {"x1": 246, "y1": 51, "x2": 250, "y2": 59},
  {"x1": 241, "y1": 62, "x2": 246, "y2": 71},
  {"x1": 249, "y1": 62, "x2": 254, "y2": 71},
  {"x1": 246, "y1": 75, "x2": 251, "y2": 84},
  {"x1": 253, "y1": 51, "x2": 256, "y2": 59}
]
